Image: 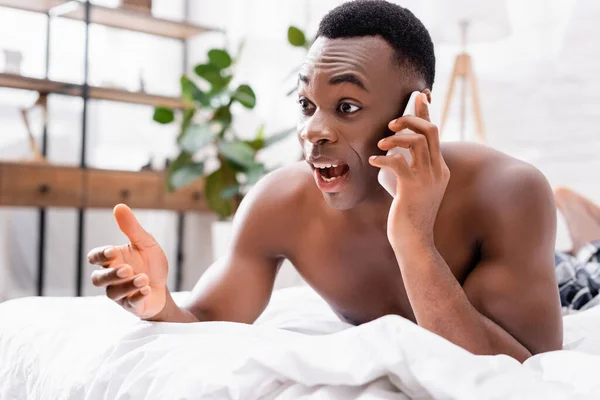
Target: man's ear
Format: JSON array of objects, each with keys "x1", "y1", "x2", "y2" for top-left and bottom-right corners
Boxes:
[{"x1": 421, "y1": 88, "x2": 432, "y2": 104}]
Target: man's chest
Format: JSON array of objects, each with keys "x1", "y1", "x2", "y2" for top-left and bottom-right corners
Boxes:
[{"x1": 288, "y1": 219, "x2": 477, "y2": 325}]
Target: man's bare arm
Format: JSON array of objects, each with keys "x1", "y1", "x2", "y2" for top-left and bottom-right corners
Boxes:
[
  {"x1": 151, "y1": 169, "x2": 297, "y2": 324},
  {"x1": 150, "y1": 254, "x2": 281, "y2": 323},
  {"x1": 371, "y1": 95, "x2": 561, "y2": 361},
  {"x1": 90, "y1": 168, "x2": 296, "y2": 324},
  {"x1": 392, "y1": 164, "x2": 561, "y2": 362},
  {"x1": 462, "y1": 163, "x2": 563, "y2": 356}
]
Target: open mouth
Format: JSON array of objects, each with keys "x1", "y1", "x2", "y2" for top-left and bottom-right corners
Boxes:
[{"x1": 314, "y1": 164, "x2": 350, "y2": 182}]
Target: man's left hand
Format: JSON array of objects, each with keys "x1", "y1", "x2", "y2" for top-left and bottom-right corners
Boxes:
[{"x1": 369, "y1": 93, "x2": 450, "y2": 251}]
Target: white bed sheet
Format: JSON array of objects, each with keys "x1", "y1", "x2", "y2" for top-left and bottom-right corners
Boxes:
[{"x1": 1, "y1": 287, "x2": 600, "y2": 400}]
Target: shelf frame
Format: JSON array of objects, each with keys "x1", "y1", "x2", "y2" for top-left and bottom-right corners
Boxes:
[
  {"x1": 0, "y1": 0, "x2": 217, "y2": 39},
  {"x1": 0, "y1": 73, "x2": 187, "y2": 108},
  {"x1": 0, "y1": 0, "x2": 204, "y2": 295}
]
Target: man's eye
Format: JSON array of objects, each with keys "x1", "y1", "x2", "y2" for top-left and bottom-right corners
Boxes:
[
  {"x1": 338, "y1": 102, "x2": 361, "y2": 114},
  {"x1": 298, "y1": 98, "x2": 310, "y2": 110}
]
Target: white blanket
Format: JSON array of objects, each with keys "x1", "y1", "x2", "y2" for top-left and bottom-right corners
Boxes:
[{"x1": 1, "y1": 287, "x2": 600, "y2": 400}]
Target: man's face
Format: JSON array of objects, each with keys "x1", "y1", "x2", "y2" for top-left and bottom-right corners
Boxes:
[{"x1": 297, "y1": 36, "x2": 419, "y2": 210}]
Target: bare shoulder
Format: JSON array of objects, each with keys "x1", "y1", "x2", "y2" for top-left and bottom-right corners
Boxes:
[
  {"x1": 450, "y1": 143, "x2": 562, "y2": 355},
  {"x1": 442, "y1": 142, "x2": 556, "y2": 251},
  {"x1": 236, "y1": 161, "x2": 314, "y2": 218},
  {"x1": 231, "y1": 162, "x2": 316, "y2": 257},
  {"x1": 442, "y1": 142, "x2": 554, "y2": 216}
]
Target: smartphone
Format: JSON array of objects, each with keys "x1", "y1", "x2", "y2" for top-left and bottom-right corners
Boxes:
[{"x1": 377, "y1": 91, "x2": 421, "y2": 197}]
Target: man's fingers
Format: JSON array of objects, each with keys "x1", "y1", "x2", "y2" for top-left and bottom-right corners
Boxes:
[
  {"x1": 105, "y1": 273, "x2": 149, "y2": 301},
  {"x1": 369, "y1": 154, "x2": 410, "y2": 177},
  {"x1": 113, "y1": 204, "x2": 155, "y2": 248},
  {"x1": 123, "y1": 286, "x2": 151, "y2": 310},
  {"x1": 378, "y1": 133, "x2": 431, "y2": 170},
  {"x1": 388, "y1": 115, "x2": 441, "y2": 167},
  {"x1": 91, "y1": 264, "x2": 134, "y2": 287},
  {"x1": 87, "y1": 246, "x2": 119, "y2": 266},
  {"x1": 415, "y1": 93, "x2": 430, "y2": 122}
]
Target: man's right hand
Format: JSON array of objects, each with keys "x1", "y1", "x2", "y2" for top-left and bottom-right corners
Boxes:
[{"x1": 88, "y1": 204, "x2": 169, "y2": 320}]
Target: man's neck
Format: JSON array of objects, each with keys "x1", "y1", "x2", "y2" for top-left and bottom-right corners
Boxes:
[{"x1": 342, "y1": 184, "x2": 393, "y2": 231}]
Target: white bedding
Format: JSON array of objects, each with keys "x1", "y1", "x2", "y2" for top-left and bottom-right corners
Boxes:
[{"x1": 1, "y1": 287, "x2": 600, "y2": 400}]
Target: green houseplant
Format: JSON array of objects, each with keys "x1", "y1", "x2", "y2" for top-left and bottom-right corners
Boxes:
[
  {"x1": 287, "y1": 26, "x2": 312, "y2": 50},
  {"x1": 153, "y1": 47, "x2": 292, "y2": 220}
]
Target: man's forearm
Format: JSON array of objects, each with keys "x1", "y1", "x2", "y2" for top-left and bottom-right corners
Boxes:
[
  {"x1": 393, "y1": 241, "x2": 531, "y2": 362},
  {"x1": 146, "y1": 290, "x2": 200, "y2": 323}
]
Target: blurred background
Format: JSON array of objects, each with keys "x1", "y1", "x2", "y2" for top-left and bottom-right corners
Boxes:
[{"x1": 0, "y1": 0, "x2": 596, "y2": 301}]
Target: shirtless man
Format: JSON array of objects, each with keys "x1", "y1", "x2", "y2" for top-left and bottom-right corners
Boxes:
[{"x1": 88, "y1": 1, "x2": 562, "y2": 362}]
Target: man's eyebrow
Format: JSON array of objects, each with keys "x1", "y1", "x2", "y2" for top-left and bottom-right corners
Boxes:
[
  {"x1": 298, "y1": 73, "x2": 309, "y2": 85},
  {"x1": 329, "y1": 74, "x2": 368, "y2": 92},
  {"x1": 297, "y1": 73, "x2": 369, "y2": 92}
]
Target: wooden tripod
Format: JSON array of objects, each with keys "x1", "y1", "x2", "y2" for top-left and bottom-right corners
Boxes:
[
  {"x1": 439, "y1": 21, "x2": 487, "y2": 143},
  {"x1": 439, "y1": 52, "x2": 486, "y2": 143}
]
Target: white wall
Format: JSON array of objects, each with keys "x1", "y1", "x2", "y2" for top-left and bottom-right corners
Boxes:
[
  {"x1": 0, "y1": 0, "x2": 598, "y2": 299},
  {"x1": 430, "y1": 0, "x2": 598, "y2": 250}
]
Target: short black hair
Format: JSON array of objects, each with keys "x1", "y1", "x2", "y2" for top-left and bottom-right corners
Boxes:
[{"x1": 316, "y1": 0, "x2": 436, "y2": 89}]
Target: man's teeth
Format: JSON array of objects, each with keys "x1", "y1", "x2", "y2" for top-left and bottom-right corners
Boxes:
[
  {"x1": 322, "y1": 175, "x2": 341, "y2": 182},
  {"x1": 313, "y1": 164, "x2": 338, "y2": 169},
  {"x1": 309, "y1": 162, "x2": 347, "y2": 182}
]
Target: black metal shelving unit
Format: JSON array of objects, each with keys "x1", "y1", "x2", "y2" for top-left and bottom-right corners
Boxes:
[{"x1": 0, "y1": 0, "x2": 208, "y2": 296}]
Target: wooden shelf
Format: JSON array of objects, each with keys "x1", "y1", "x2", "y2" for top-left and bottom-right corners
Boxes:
[
  {"x1": 0, "y1": 72, "x2": 186, "y2": 108},
  {"x1": 0, "y1": 0, "x2": 61, "y2": 13},
  {"x1": 0, "y1": 0, "x2": 215, "y2": 39},
  {"x1": 62, "y1": 3, "x2": 213, "y2": 40},
  {"x1": 88, "y1": 85, "x2": 185, "y2": 109},
  {"x1": 0, "y1": 72, "x2": 82, "y2": 96},
  {"x1": 0, "y1": 162, "x2": 209, "y2": 212}
]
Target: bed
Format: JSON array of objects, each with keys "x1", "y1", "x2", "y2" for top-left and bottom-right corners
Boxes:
[{"x1": 1, "y1": 286, "x2": 600, "y2": 399}]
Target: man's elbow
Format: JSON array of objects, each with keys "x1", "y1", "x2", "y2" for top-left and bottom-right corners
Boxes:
[
  {"x1": 530, "y1": 336, "x2": 563, "y2": 357},
  {"x1": 519, "y1": 330, "x2": 563, "y2": 362},
  {"x1": 512, "y1": 348, "x2": 533, "y2": 364}
]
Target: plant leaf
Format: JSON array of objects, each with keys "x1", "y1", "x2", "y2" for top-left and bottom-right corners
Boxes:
[
  {"x1": 165, "y1": 151, "x2": 193, "y2": 191},
  {"x1": 178, "y1": 123, "x2": 220, "y2": 153},
  {"x1": 245, "y1": 124, "x2": 265, "y2": 151},
  {"x1": 264, "y1": 126, "x2": 296, "y2": 146},
  {"x1": 222, "y1": 75, "x2": 234, "y2": 88},
  {"x1": 205, "y1": 169, "x2": 234, "y2": 219},
  {"x1": 181, "y1": 76, "x2": 209, "y2": 107},
  {"x1": 225, "y1": 158, "x2": 253, "y2": 173},
  {"x1": 208, "y1": 49, "x2": 232, "y2": 69},
  {"x1": 244, "y1": 139, "x2": 264, "y2": 151},
  {"x1": 168, "y1": 162, "x2": 204, "y2": 190},
  {"x1": 194, "y1": 63, "x2": 223, "y2": 86},
  {"x1": 256, "y1": 124, "x2": 265, "y2": 141},
  {"x1": 168, "y1": 151, "x2": 192, "y2": 170},
  {"x1": 212, "y1": 106, "x2": 232, "y2": 126},
  {"x1": 232, "y1": 84, "x2": 256, "y2": 109},
  {"x1": 207, "y1": 76, "x2": 233, "y2": 96},
  {"x1": 220, "y1": 184, "x2": 240, "y2": 200},
  {"x1": 153, "y1": 107, "x2": 174, "y2": 124},
  {"x1": 176, "y1": 108, "x2": 196, "y2": 142},
  {"x1": 288, "y1": 26, "x2": 306, "y2": 47},
  {"x1": 245, "y1": 163, "x2": 267, "y2": 185},
  {"x1": 195, "y1": 62, "x2": 233, "y2": 93},
  {"x1": 217, "y1": 140, "x2": 256, "y2": 168}
]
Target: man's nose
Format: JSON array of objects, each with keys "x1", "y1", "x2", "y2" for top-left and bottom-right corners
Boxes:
[{"x1": 300, "y1": 110, "x2": 338, "y2": 145}]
